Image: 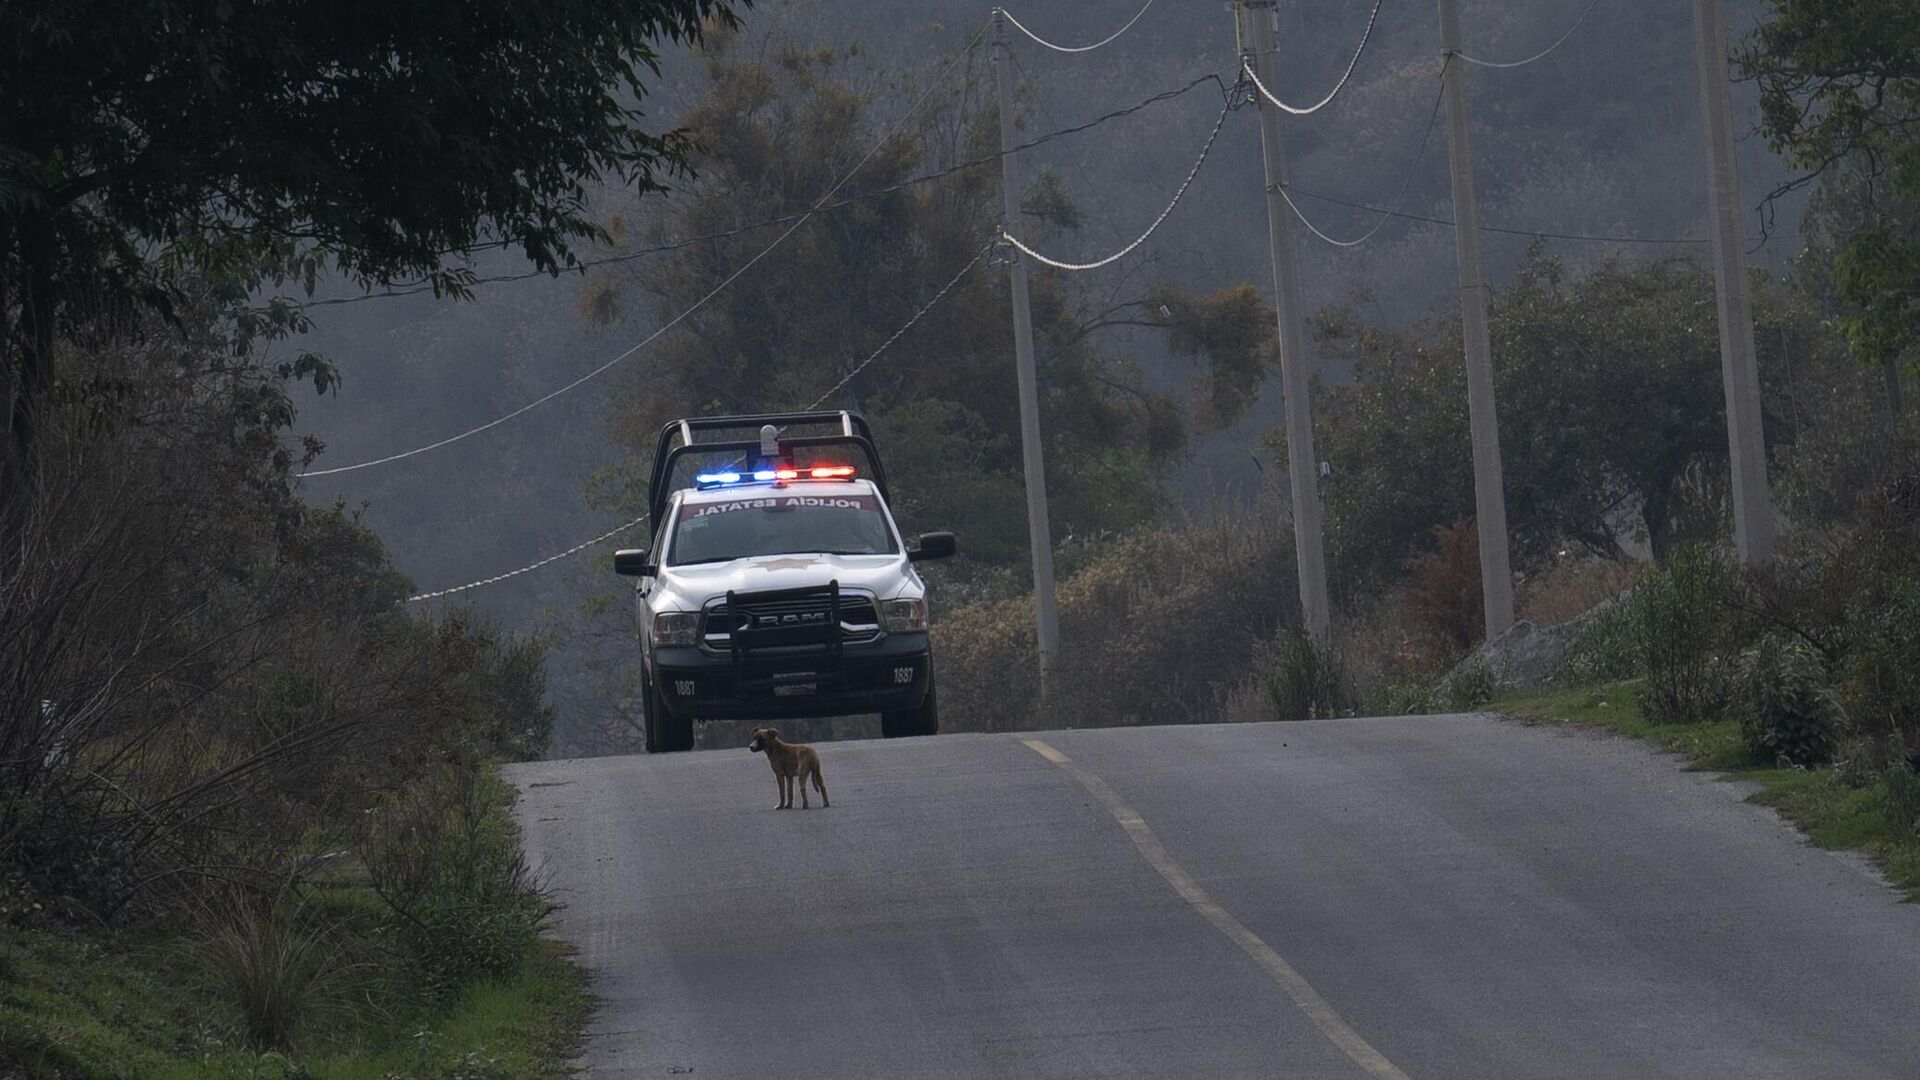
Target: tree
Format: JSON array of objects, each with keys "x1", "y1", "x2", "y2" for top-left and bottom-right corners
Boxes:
[
  {"x1": 581, "y1": 39, "x2": 1253, "y2": 575},
  {"x1": 1740, "y1": 0, "x2": 1920, "y2": 375},
  {"x1": 1298, "y1": 252, "x2": 1855, "y2": 595},
  {"x1": 0, "y1": 0, "x2": 739, "y2": 513}
]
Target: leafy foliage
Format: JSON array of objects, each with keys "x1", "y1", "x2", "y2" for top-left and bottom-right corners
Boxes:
[
  {"x1": 1844, "y1": 576, "x2": 1920, "y2": 760},
  {"x1": 1742, "y1": 0, "x2": 1920, "y2": 372},
  {"x1": 1257, "y1": 626, "x2": 1353, "y2": 722},
  {"x1": 1737, "y1": 636, "x2": 1842, "y2": 766},
  {"x1": 1438, "y1": 659, "x2": 1505, "y2": 712},
  {"x1": 1634, "y1": 545, "x2": 1743, "y2": 725},
  {"x1": 1307, "y1": 253, "x2": 1856, "y2": 593},
  {"x1": 0, "y1": 294, "x2": 553, "y2": 922},
  {"x1": 0, "y1": 0, "x2": 739, "y2": 509},
  {"x1": 936, "y1": 506, "x2": 1298, "y2": 731}
]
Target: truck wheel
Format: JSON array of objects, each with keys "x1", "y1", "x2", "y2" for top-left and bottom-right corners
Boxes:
[
  {"x1": 644, "y1": 673, "x2": 693, "y2": 753},
  {"x1": 881, "y1": 674, "x2": 939, "y2": 738}
]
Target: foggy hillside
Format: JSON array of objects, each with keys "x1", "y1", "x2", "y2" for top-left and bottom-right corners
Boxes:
[{"x1": 289, "y1": 0, "x2": 1804, "y2": 750}]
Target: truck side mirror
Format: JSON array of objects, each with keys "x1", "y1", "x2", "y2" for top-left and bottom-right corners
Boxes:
[
  {"x1": 613, "y1": 548, "x2": 655, "y2": 577},
  {"x1": 908, "y1": 532, "x2": 957, "y2": 562}
]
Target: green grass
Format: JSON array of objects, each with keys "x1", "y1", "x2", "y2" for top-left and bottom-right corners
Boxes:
[
  {"x1": 1497, "y1": 679, "x2": 1920, "y2": 901},
  {"x1": 0, "y1": 925, "x2": 588, "y2": 1079},
  {"x1": 1, "y1": 769, "x2": 592, "y2": 1079}
]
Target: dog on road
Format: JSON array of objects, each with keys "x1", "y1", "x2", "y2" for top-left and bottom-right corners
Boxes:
[{"x1": 748, "y1": 726, "x2": 829, "y2": 809}]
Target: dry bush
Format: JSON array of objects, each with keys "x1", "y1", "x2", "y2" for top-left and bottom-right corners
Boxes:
[
  {"x1": 936, "y1": 502, "x2": 1298, "y2": 731},
  {"x1": 1518, "y1": 555, "x2": 1638, "y2": 625},
  {"x1": 1394, "y1": 519, "x2": 1483, "y2": 668}
]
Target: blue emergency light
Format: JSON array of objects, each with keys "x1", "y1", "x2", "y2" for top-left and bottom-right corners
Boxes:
[{"x1": 695, "y1": 465, "x2": 856, "y2": 487}]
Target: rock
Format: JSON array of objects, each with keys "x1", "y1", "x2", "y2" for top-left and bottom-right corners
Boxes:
[{"x1": 1445, "y1": 595, "x2": 1624, "y2": 694}]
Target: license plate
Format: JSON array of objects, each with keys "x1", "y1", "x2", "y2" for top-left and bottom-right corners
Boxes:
[{"x1": 774, "y1": 683, "x2": 817, "y2": 697}]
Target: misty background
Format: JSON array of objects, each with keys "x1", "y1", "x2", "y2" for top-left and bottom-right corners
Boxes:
[{"x1": 286, "y1": 0, "x2": 1804, "y2": 753}]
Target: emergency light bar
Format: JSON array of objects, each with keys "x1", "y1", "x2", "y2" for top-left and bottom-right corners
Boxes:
[{"x1": 695, "y1": 465, "x2": 858, "y2": 487}]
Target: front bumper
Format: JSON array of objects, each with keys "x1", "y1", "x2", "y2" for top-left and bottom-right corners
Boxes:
[{"x1": 651, "y1": 632, "x2": 932, "y2": 720}]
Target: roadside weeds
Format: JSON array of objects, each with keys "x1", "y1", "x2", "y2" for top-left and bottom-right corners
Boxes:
[{"x1": 1497, "y1": 679, "x2": 1920, "y2": 902}]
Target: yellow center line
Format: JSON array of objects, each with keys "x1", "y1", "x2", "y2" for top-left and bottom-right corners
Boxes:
[{"x1": 1022, "y1": 738, "x2": 1412, "y2": 1080}]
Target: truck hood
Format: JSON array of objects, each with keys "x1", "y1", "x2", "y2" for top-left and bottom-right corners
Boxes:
[{"x1": 654, "y1": 552, "x2": 916, "y2": 608}]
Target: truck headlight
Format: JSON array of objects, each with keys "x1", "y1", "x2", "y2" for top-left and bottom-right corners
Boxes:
[
  {"x1": 651, "y1": 611, "x2": 699, "y2": 646},
  {"x1": 881, "y1": 597, "x2": 928, "y2": 633}
]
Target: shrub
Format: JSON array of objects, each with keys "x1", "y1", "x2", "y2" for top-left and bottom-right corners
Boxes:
[
  {"x1": 1380, "y1": 678, "x2": 1439, "y2": 716},
  {"x1": 1843, "y1": 576, "x2": 1920, "y2": 761},
  {"x1": 1438, "y1": 659, "x2": 1504, "y2": 711},
  {"x1": 1557, "y1": 589, "x2": 1644, "y2": 686},
  {"x1": 1257, "y1": 627, "x2": 1352, "y2": 721},
  {"x1": 188, "y1": 893, "x2": 358, "y2": 1052},
  {"x1": 361, "y1": 767, "x2": 550, "y2": 996},
  {"x1": 937, "y1": 505, "x2": 1298, "y2": 731},
  {"x1": 1517, "y1": 555, "x2": 1636, "y2": 625},
  {"x1": 1396, "y1": 519, "x2": 1484, "y2": 666},
  {"x1": 1736, "y1": 636, "x2": 1841, "y2": 767},
  {"x1": 1634, "y1": 545, "x2": 1741, "y2": 725},
  {"x1": 1886, "y1": 761, "x2": 1920, "y2": 840}
]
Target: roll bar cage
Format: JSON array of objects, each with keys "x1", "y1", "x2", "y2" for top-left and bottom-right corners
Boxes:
[{"x1": 646, "y1": 411, "x2": 891, "y2": 529}]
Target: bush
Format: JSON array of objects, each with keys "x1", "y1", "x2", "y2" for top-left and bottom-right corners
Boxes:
[
  {"x1": 937, "y1": 505, "x2": 1298, "y2": 731},
  {"x1": 1380, "y1": 678, "x2": 1439, "y2": 716},
  {"x1": 361, "y1": 767, "x2": 550, "y2": 997},
  {"x1": 1634, "y1": 545, "x2": 1742, "y2": 725},
  {"x1": 188, "y1": 893, "x2": 359, "y2": 1052},
  {"x1": 1557, "y1": 589, "x2": 1644, "y2": 686},
  {"x1": 1844, "y1": 576, "x2": 1920, "y2": 761},
  {"x1": 1886, "y1": 761, "x2": 1920, "y2": 840},
  {"x1": 1736, "y1": 636, "x2": 1841, "y2": 767},
  {"x1": 1257, "y1": 627, "x2": 1352, "y2": 721},
  {"x1": 1395, "y1": 519, "x2": 1484, "y2": 666},
  {"x1": 1438, "y1": 659, "x2": 1504, "y2": 711}
]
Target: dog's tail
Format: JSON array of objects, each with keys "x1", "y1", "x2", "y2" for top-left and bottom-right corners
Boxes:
[{"x1": 811, "y1": 762, "x2": 829, "y2": 807}]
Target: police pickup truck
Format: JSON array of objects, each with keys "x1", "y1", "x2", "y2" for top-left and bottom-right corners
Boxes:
[{"x1": 613, "y1": 412, "x2": 955, "y2": 753}]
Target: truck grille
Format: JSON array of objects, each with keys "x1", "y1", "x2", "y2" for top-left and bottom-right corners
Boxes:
[{"x1": 702, "y1": 594, "x2": 880, "y2": 646}]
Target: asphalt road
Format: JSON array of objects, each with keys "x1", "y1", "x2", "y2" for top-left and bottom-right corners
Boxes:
[{"x1": 509, "y1": 716, "x2": 1920, "y2": 1078}]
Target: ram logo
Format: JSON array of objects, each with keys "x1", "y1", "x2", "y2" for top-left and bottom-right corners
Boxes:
[{"x1": 758, "y1": 612, "x2": 827, "y2": 627}]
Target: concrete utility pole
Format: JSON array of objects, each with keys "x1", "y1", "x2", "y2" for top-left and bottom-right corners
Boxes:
[
  {"x1": 1435, "y1": 0, "x2": 1515, "y2": 639},
  {"x1": 1244, "y1": 0, "x2": 1332, "y2": 641},
  {"x1": 993, "y1": 11, "x2": 1062, "y2": 681},
  {"x1": 1691, "y1": 0, "x2": 1776, "y2": 564}
]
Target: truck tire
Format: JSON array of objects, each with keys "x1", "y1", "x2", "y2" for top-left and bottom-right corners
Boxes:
[
  {"x1": 644, "y1": 672, "x2": 694, "y2": 753},
  {"x1": 881, "y1": 673, "x2": 939, "y2": 738}
]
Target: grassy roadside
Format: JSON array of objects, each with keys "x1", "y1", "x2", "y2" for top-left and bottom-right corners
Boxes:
[
  {"x1": 0, "y1": 930, "x2": 587, "y2": 1080},
  {"x1": 0, "y1": 771, "x2": 591, "y2": 1080},
  {"x1": 1497, "y1": 679, "x2": 1920, "y2": 902}
]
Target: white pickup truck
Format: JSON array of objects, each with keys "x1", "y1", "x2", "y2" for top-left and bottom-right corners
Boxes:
[{"x1": 614, "y1": 412, "x2": 955, "y2": 753}]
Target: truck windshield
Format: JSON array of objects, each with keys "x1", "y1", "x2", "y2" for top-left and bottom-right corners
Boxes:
[{"x1": 669, "y1": 492, "x2": 899, "y2": 565}]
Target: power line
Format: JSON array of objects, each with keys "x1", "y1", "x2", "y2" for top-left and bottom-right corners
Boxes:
[
  {"x1": 999, "y1": 0, "x2": 1156, "y2": 54},
  {"x1": 1454, "y1": 0, "x2": 1600, "y2": 69},
  {"x1": 1002, "y1": 96, "x2": 1233, "y2": 271},
  {"x1": 408, "y1": 515, "x2": 647, "y2": 603},
  {"x1": 274, "y1": 73, "x2": 1226, "y2": 313},
  {"x1": 1287, "y1": 186, "x2": 1722, "y2": 246},
  {"x1": 1239, "y1": 0, "x2": 1384, "y2": 116},
  {"x1": 299, "y1": 19, "x2": 995, "y2": 479},
  {"x1": 801, "y1": 240, "x2": 994, "y2": 410},
  {"x1": 1279, "y1": 58, "x2": 1451, "y2": 248}
]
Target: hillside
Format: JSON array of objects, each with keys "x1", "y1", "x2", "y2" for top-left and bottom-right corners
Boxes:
[{"x1": 287, "y1": 0, "x2": 1805, "y2": 752}]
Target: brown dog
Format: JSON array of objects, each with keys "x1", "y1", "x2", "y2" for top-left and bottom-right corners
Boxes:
[{"x1": 747, "y1": 726, "x2": 829, "y2": 809}]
